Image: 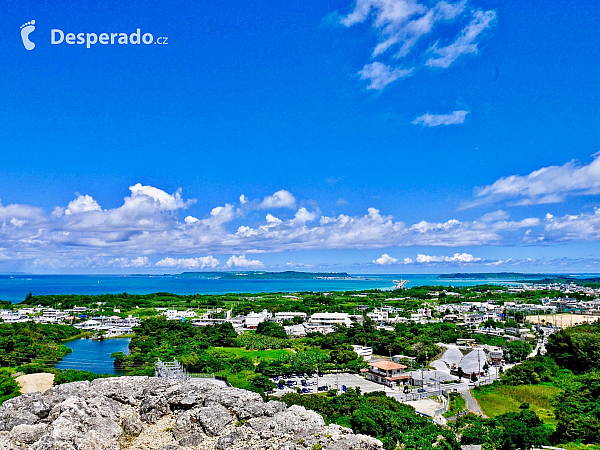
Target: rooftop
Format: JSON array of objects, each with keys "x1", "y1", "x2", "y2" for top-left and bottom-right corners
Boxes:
[{"x1": 368, "y1": 360, "x2": 407, "y2": 371}]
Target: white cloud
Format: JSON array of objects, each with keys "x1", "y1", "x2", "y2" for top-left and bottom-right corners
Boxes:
[
  {"x1": 359, "y1": 62, "x2": 414, "y2": 90},
  {"x1": 155, "y1": 256, "x2": 220, "y2": 269},
  {"x1": 107, "y1": 256, "x2": 150, "y2": 268},
  {"x1": 200, "y1": 204, "x2": 236, "y2": 228},
  {"x1": 416, "y1": 252, "x2": 481, "y2": 263},
  {"x1": 129, "y1": 183, "x2": 192, "y2": 211},
  {"x1": 0, "y1": 184, "x2": 554, "y2": 270},
  {"x1": 65, "y1": 194, "x2": 102, "y2": 215},
  {"x1": 426, "y1": 10, "x2": 496, "y2": 68},
  {"x1": 373, "y1": 253, "x2": 398, "y2": 265},
  {"x1": 259, "y1": 190, "x2": 296, "y2": 209},
  {"x1": 412, "y1": 110, "x2": 468, "y2": 127},
  {"x1": 225, "y1": 255, "x2": 265, "y2": 269},
  {"x1": 403, "y1": 257, "x2": 414, "y2": 264},
  {"x1": 336, "y1": 1, "x2": 494, "y2": 90},
  {"x1": 467, "y1": 154, "x2": 600, "y2": 208}
]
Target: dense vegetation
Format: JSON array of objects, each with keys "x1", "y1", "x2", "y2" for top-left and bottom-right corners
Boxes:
[
  {"x1": 0, "y1": 323, "x2": 95, "y2": 405},
  {"x1": 0, "y1": 322, "x2": 82, "y2": 369},
  {"x1": 281, "y1": 388, "x2": 457, "y2": 450},
  {"x1": 281, "y1": 388, "x2": 552, "y2": 450},
  {"x1": 111, "y1": 317, "x2": 367, "y2": 393},
  {"x1": 472, "y1": 320, "x2": 600, "y2": 447}
]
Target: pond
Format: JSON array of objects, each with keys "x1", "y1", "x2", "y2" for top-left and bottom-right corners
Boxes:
[{"x1": 54, "y1": 337, "x2": 131, "y2": 375}]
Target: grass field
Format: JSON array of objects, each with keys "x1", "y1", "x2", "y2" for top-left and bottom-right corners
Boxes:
[
  {"x1": 472, "y1": 383, "x2": 561, "y2": 427},
  {"x1": 443, "y1": 392, "x2": 466, "y2": 418},
  {"x1": 210, "y1": 347, "x2": 293, "y2": 362}
]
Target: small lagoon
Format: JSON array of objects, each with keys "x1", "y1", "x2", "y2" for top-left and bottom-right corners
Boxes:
[{"x1": 55, "y1": 337, "x2": 130, "y2": 375}]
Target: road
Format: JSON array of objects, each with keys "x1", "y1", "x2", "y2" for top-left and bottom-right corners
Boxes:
[{"x1": 460, "y1": 387, "x2": 486, "y2": 416}]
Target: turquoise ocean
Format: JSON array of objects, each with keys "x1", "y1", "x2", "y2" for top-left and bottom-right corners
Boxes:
[{"x1": 0, "y1": 273, "x2": 579, "y2": 304}]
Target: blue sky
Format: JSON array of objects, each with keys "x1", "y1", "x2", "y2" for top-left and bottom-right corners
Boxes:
[{"x1": 1, "y1": 0, "x2": 600, "y2": 273}]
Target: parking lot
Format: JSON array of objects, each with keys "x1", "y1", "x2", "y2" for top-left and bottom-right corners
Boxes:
[{"x1": 270, "y1": 372, "x2": 399, "y2": 397}]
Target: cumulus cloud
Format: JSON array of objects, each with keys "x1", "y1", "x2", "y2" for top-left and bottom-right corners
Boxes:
[
  {"x1": 532, "y1": 209, "x2": 600, "y2": 243},
  {"x1": 416, "y1": 252, "x2": 481, "y2": 263},
  {"x1": 65, "y1": 195, "x2": 102, "y2": 215},
  {"x1": 107, "y1": 256, "x2": 151, "y2": 268},
  {"x1": 359, "y1": 62, "x2": 414, "y2": 90},
  {"x1": 259, "y1": 190, "x2": 296, "y2": 209},
  {"x1": 225, "y1": 255, "x2": 265, "y2": 269},
  {"x1": 426, "y1": 10, "x2": 496, "y2": 68},
  {"x1": 129, "y1": 183, "x2": 192, "y2": 211},
  {"x1": 373, "y1": 253, "x2": 398, "y2": 265},
  {"x1": 412, "y1": 110, "x2": 468, "y2": 127},
  {"x1": 0, "y1": 184, "x2": 556, "y2": 270},
  {"x1": 466, "y1": 154, "x2": 600, "y2": 208},
  {"x1": 155, "y1": 256, "x2": 220, "y2": 269},
  {"x1": 336, "y1": 0, "x2": 495, "y2": 90}
]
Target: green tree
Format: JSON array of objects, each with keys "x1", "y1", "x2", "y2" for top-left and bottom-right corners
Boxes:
[
  {"x1": 330, "y1": 344, "x2": 359, "y2": 365},
  {"x1": 249, "y1": 374, "x2": 277, "y2": 395},
  {"x1": 256, "y1": 321, "x2": 288, "y2": 339}
]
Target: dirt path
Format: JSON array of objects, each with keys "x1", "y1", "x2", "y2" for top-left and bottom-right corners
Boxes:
[
  {"x1": 15, "y1": 373, "x2": 55, "y2": 394},
  {"x1": 462, "y1": 389, "x2": 486, "y2": 417}
]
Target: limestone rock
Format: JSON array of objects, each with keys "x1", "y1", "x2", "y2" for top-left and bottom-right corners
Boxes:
[{"x1": 0, "y1": 376, "x2": 382, "y2": 450}]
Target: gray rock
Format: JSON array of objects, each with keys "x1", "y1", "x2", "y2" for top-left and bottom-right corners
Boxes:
[
  {"x1": 9, "y1": 423, "x2": 48, "y2": 444},
  {"x1": 139, "y1": 393, "x2": 170, "y2": 423},
  {"x1": 216, "y1": 430, "x2": 246, "y2": 449},
  {"x1": 0, "y1": 406, "x2": 39, "y2": 432},
  {"x1": 29, "y1": 435, "x2": 77, "y2": 450},
  {"x1": 194, "y1": 404, "x2": 234, "y2": 436},
  {"x1": 0, "y1": 376, "x2": 383, "y2": 450},
  {"x1": 237, "y1": 400, "x2": 286, "y2": 420},
  {"x1": 0, "y1": 393, "x2": 51, "y2": 431},
  {"x1": 122, "y1": 415, "x2": 143, "y2": 436},
  {"x1": 177, "y1": 433, "x2": 204, "y2": 447},
  {"x1": 44, "y1": 382, "x2": 91, "y2": 408},
  {"x1": 203, "y1": 387, "x2": 263, "y2": 413},
  {"x1": 248, "y1": 404, "x2": 325, "y2": 439},
  {"x1": 165, "y1": 383, "x2": 210, "y2": 410}
]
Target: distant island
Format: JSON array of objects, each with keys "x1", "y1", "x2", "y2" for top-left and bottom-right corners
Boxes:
[
  {"x1": 438, "y1": 272, "x2": 600, "y2": 288},
  {"x1": 438, "y1": 272, "x2": 548, "y2": 280},
  {"x1": 179, "y1": 270, "x2": 353, "y2": 280}
]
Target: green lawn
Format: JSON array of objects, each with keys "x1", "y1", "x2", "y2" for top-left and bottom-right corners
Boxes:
[
  {"x1": 209, "y1": 347, "x2": 293, "y2": 362},
  {"x1": 472, "y1": 383, "x2": 561, "y2": 427}
]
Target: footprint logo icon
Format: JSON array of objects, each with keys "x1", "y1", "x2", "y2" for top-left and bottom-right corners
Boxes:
[{"x1": 20, "y1": 20, "x2": 35, "y2": 50}]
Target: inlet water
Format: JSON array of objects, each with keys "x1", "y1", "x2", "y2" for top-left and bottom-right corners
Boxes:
[{"x1": 55, "y1": 338, "x2": 130, "y2": 375}]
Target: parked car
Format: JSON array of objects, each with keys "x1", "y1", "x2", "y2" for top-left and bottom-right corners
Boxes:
[{"x1": 417, "y1": 388, "x2": 426, "y2": 393}]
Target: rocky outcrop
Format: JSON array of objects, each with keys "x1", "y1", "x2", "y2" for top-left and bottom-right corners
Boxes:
[{"x1": 0, "y1": 376, "x2": 383, "y2": 450}]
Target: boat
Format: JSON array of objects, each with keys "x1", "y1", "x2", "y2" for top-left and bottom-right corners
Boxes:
[{"x1": 392, "y1": 279, "x2": 409, "y2": 290}]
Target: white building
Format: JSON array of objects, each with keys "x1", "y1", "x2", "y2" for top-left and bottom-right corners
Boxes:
[
  {"x1": 351, "y1": 345, "x2": 373, "y2": 361},
  {"x1": 165, "y1": 310, "x2": 197, "y2": 321},
  {"x1": 274, "y1": 312, "x2": 307, "y2": 323},
  {"x1": 366, "y1": 309, "x2": 389, "y2": 322},
  {"x1": 245, "y1": 310, "x2": 272, "y2": 329},
  {"x1": 309, "y1": 313, "x2": 352, "y2": 327}
]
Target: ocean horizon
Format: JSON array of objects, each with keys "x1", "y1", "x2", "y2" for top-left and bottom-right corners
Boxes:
[{"x1": 2, "y1": 272, "x2": 597, "y2": 304}]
